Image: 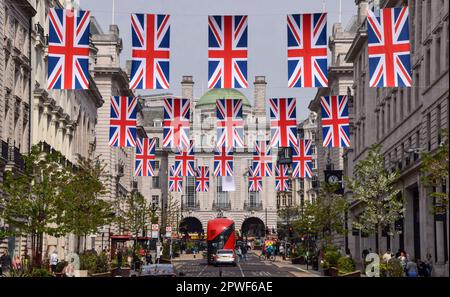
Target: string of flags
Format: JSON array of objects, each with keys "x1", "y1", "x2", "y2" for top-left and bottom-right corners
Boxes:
[
  {"x1": 48, "y1": 7, "x2": 412, "y2": 90},
  {"x1": 46, "y1": 5, "x2": 413, "y2": 193}
]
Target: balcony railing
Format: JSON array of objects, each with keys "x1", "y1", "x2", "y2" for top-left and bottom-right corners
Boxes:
[
  {"x1": 244, "y1": 201, "x2": 263, "y2": 211},
  {"x1": 12, "y1": 147, "x2": 24, "y2": 170},
  {"x1": 212, "y1": 201, "x2": 231, "y2": 210},
  {"x1": 1, "y1": 140, "x2": 8, "y2": 161},
  {"x1": 182, "y1": 200, "x2": 200, "y2": 210}
]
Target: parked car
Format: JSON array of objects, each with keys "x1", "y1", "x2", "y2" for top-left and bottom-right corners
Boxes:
[{"x1": 213, "y1": 249, "x2": 237, "y2": 266}]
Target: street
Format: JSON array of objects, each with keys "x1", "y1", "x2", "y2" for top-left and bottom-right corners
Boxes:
[{"x1": 173, "y1": 252, "x2": 318, "y2": 277}]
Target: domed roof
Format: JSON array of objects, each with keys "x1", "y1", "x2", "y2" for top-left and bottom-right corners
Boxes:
[{"x1": 196, "y1": 88, "x2": 251, "y2": 108}]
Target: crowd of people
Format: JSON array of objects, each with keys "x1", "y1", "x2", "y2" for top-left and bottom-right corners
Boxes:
[{"x1": 360, "y1": 248, "x2": 434, "y2": 277}]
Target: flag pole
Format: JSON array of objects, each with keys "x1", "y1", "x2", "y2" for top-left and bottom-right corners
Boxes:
[
  {"x1": 339, "y1": 0, "x2": 342, "y2": 23},
  {"x1": 112, "y1": 0, "x2": 115, "y2": 25},
  {"x1": 322, "y1": 0, "x2": 325, "y2": 13}
]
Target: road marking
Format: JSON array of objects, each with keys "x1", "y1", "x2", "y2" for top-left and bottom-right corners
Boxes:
[
  {"x1": 237, "y1": 262, "x2": 245, "y2": 277},
  {"x1": 197, "y1": 264, "x2": 208, "y2": 277}
]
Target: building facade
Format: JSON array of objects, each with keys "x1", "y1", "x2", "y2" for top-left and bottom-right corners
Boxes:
[
  {"x1": 0, "y1": 0, "x2": 36, "y2": 258},
  {"x1": 344, "y1": 0, "x2": 449, "y2": 276},
  {"x1": 141, "y1": 76, "x2": 278, "y2": 239},
  {"x1": 29, "y1": 0, "x2": 105, "y2": 258},
  {"x1": 295, "y1": 112, "x2": 319, "y2": 207},
  {"x1": 308, "y1": 21, "x2": 356, "y2": 182}
]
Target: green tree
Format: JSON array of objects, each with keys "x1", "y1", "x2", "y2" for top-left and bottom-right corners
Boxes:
[
  {"x1": 61, "y1": 154, "x2": 114, "y2": 252},
  {"x1": 293, "y1": 183, "x2": 348, "y2": 246},
  {"x1": 116, "y1": 190, "x2": 150, "y2": 248},
  {"x1": 0, "y1": 145, "x2": 70, "y2": 267},
  {"x1": 346, "y1": 145, "x2": 405, "y2": 250},
  {"x1": 420, "y1": 129, "x2": 449, "y2": 214},
  {"x1": 277, "y1": 204, "x2": 300, "y2": 238},
  {"x1": 162, "y1": 193, "x2": 180, "y2": 231}
]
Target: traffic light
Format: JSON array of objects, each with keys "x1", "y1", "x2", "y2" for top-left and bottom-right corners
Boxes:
[{"x1": 288, "y1": 226, "x2": 293, "y2": 238}]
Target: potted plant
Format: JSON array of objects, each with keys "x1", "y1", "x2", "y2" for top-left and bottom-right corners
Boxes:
[{"x1": 337, "y1": 256, "x2": 360, "y2": 277}]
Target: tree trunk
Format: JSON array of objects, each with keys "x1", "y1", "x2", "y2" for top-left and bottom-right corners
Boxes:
[{"x1": 32, "y1": 232, "x2": 43, "y2": 268}]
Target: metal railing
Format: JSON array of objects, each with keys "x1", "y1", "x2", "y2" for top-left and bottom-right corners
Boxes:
[
  {"x1": 244, "y1": 201, "x2": 263, "y2": 211},
  {"x1": 212, "y1": 201, "x2": 231, "y2": 210},
  {"x1": 182, "y1": 200, "x2": 200, "y2": 210}
]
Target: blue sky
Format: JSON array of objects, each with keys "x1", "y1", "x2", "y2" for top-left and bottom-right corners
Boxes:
[{"x1": 82, "y1": 0, "x2": 357, "y2": 119}]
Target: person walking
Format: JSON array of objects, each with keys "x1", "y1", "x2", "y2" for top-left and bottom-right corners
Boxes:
[
  {"x1": 242, "y1": 244, "x2": 248, "y2": 261},
  {"x1": 0, "y1": 250, "x2": 12, "y2": 275},
  {"x1": 50, "y1": 250, "x2": 59, "y2": 274},
  {"x1": 117, "y1": 248, "x2": 123, "y2": 269},
  {"x1": 382, "y1": 249, "x2": 392, "y2": 263},
  {"x1": 406, "y1": 258, "x2": 418, "y2": 277}
]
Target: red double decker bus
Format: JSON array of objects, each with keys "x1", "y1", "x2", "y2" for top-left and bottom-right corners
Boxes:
[{"x1": 206, "y1": 217, "x2": 235, "y2": 264}]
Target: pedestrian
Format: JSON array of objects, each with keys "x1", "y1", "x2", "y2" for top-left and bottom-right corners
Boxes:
[
  {"x1": 236, "y1": 246, "x2": 242, "y2": 263},
  {"x1": 345, "y1": 248, "x2": 352, "y2": 259},
  {"x1": 242, "y1": 247, "x2": 247, "y2": 261},
  {"x1": 425, "y1": 253, "x2": 433, "y2": 277},
  {"x1": 0, "y1": 250, "x2": 12, "y2": 275},
  {"x1": 398, "y1": 250, "x2": 408, "y2": 275},
  {"x1": 406, "y1": 258, "x2": 418, "y2": 277},
  {"x1": 12, "y1": 255, "x2": 21, "y2": 270},
  {"x1": 146, "y1": 252, "x2": 152, "y2": 265},
  {"x1": 382, "y1": 249, "x2": 392, "y2": 263},
  {"x1": 64, "y1": 258, "x2": 75, "y2": 277},
  {"x1": 117, "y1": 248, "x2": 123, "y2": 269},
  {"x1": 279, "y1": 245, "x2": 285, "y2": 258},
  {"x1": 50, "y1": 250, "x2": 58, "y2": 274}
]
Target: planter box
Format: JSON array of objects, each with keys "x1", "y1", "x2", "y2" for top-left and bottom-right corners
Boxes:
[
  {"x1": 91, "y1": 271, "x2": 111, "y2": 277},
  {"x1": 74, "y1": 270, "x2": 88, "y2": 277},
  {"x1": 339, "y1": 270, "x2": 361, "y2": 277},
  {"x1": 321, "y1": 268, "x2": 331, "y2": 276},
  {"x1": 111, "y1": 267, "x2": 131, "y2": 277},
  {"x1": 330, "y1": 267, "x2": 339, "y2": 277},
  {"x1": 291, "y1": 256, "x2": 306, "y2": 265}
]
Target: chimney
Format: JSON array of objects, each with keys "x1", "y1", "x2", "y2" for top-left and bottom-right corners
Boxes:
[
  {"x1": 253, "y1": 76, "x2": 267, "y2": 115},
  {"x1": 181, "y1": 76, "x2": 194, "y2": 101}
]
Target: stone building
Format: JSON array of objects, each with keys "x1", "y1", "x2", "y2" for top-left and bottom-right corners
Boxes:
[
  {"x1": 90, "y1": 19, "x2": 147, "y2": 248},
  {"x1": 141, "y1": 76, "x2": 278, "y2": 239},
  {"x1": 0, "y1": 0, "x2": 36, "y2": 258},
  {"x1": 295, "y1": 112, "x2": 319, "y2": 207},
  {"x1": 308, "y1": 20, "x2": 356, "y2": 182},
  {"x1": 344, "y1": 0, "x2": 449, "y2": 276},
  {"x1": 29, "y1": 0, "x2": 105, "y2": 258},
  {"x1": 307, "y1": 18, "x2": 356, "y2": 249}
]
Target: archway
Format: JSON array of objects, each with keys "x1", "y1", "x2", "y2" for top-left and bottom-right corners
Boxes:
[
  {"x1": 241, "y1": 217, "x2": 265, "y2": 238},
  {"x1": 179, "y1": 217, "x2": 204, "y2": 235}
]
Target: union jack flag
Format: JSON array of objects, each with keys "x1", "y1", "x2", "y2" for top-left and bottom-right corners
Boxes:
[
  {"x1": 287, "y1": 13, "x2": 328, "y2": 88},
  {"x1": 109, "y1": 96, "x2": 138, "y2": 147},
  {"x1": 130, "y1": 13, "x2": 170, "y2": 90},
  {"x1": 47, "y1": 8, "x2": 90, "y2": 90},
  {"x1": 213, "y1": 147, "x2": 233, "y2": 177},
  {"x1": 216, "y1": 99, "x2": 244, "y2": 149},
  {"x1": 292, "y1": 139, "x2": 313, "y2": 179},
  {"x1": 134, "y1": 138, "x2": 156, "y2": 177},
  {"x1": 320, "y1": 96, "x2": 350, "y2": 148},
  {"x1": 275, "y1": 164, "x2": 290, "y2": 192},
  {"x1": 163, "y1": 98, "x2": 190, "y2": 149},
  {"x1": 367, "y1": 7, "x2": 411, "y2": 87},
  {"x1": 174, "y1": 141, "x2": 195, "y2": 177},
  {"x1": 252, "y1": 141, "x2": 272, "y2": 177},
  {"x1": 168, "y1": 165, "x2": 183, "y2": 192},
  {"x1": 248, "y1": 167, "x2": 262, "y2": 192},
  {"x1": 208, "y1": 15, "x2": 248, "y2": 89},
  {"x1": 196, "y1": 166, "x2": 210, "y2": 192},
  {"x1": 269, "y1": 98, "x2": 298, "y2": 148}
]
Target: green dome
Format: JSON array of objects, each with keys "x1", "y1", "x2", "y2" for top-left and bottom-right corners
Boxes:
[{"x1": 196, "y1": 88, "x2": 251, "y2": 108}]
